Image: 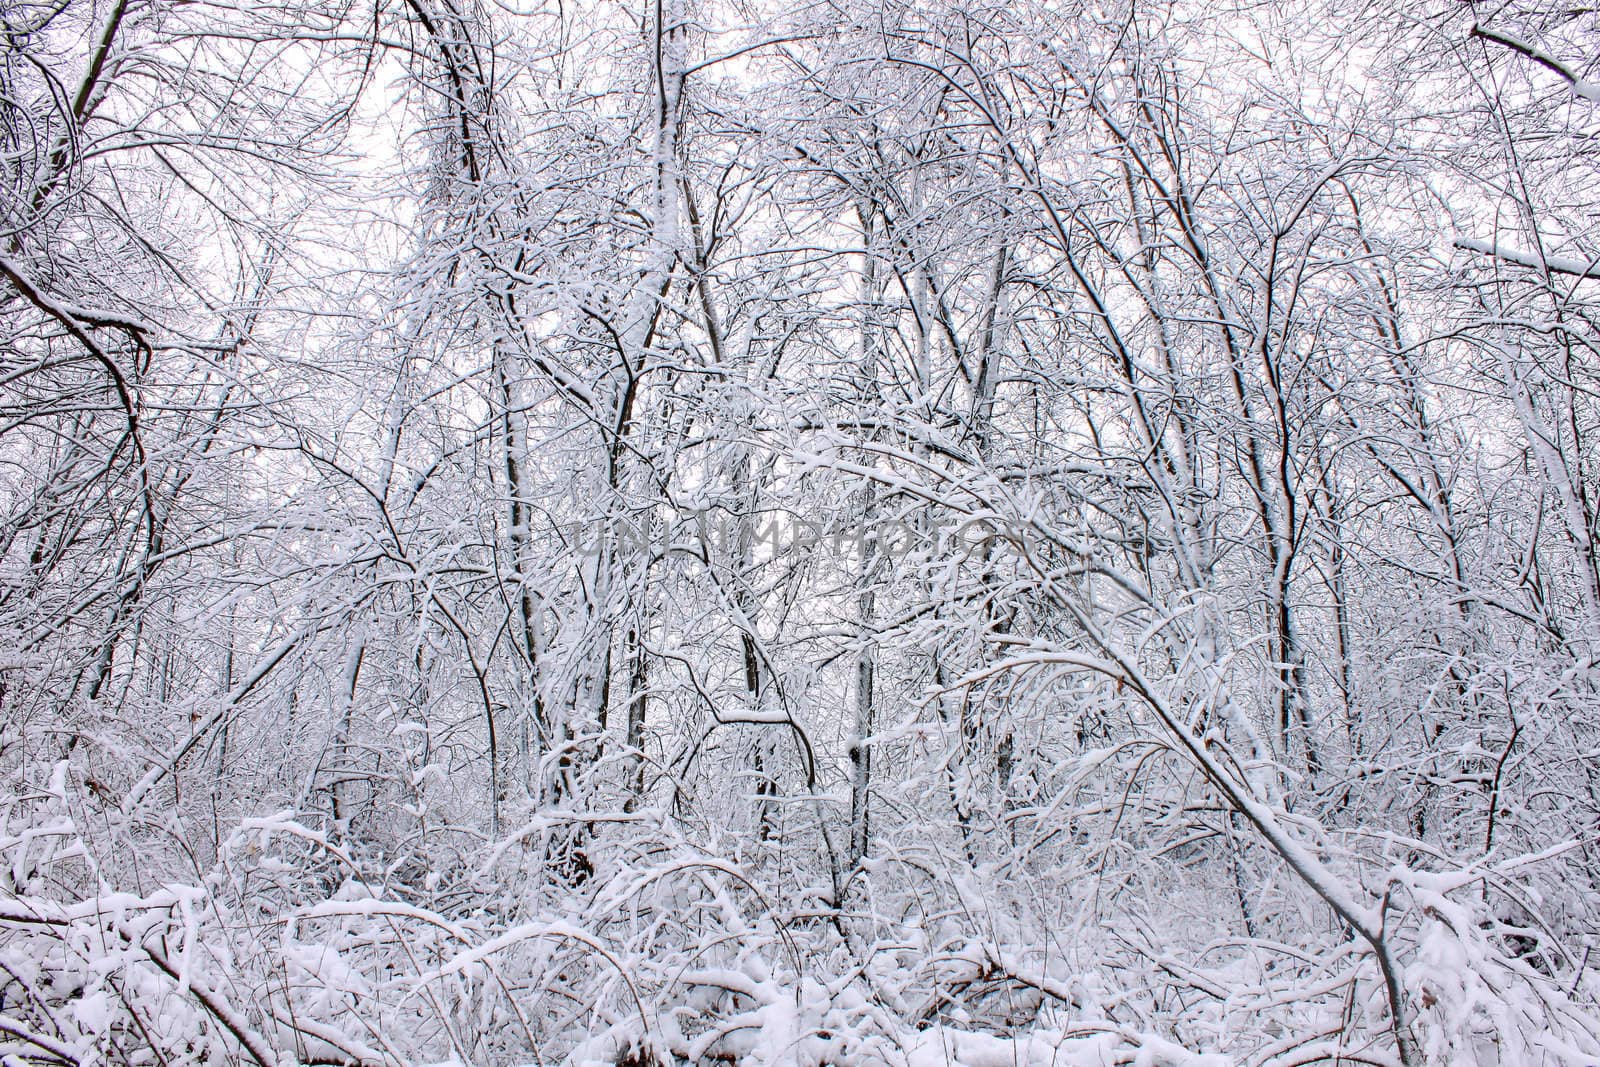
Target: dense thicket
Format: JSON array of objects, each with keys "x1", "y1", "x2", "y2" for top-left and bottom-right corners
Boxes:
[{"x1": 2, "y1": 0, "x2": 1599, "y2": 1063}]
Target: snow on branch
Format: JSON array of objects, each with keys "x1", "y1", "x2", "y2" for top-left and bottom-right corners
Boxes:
[
  {"x1": 1453, "y1": 237, "x2": 1600, "y2": 279},
  {"x1": 1471, "y1": 24, "x2": 1600, "y2": 104}
]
